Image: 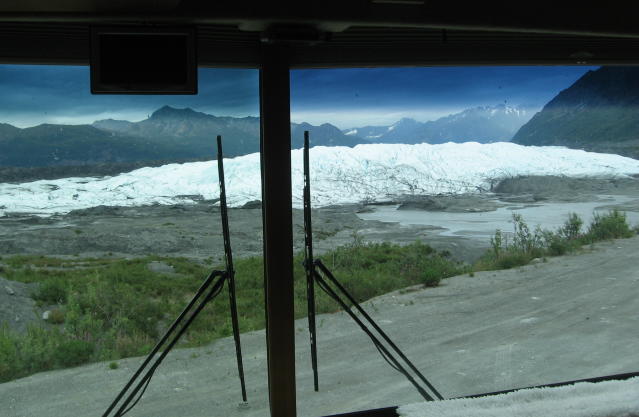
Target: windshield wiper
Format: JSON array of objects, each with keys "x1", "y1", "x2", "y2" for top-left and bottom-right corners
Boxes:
[
  {"x1": 302, "y1": 130, "x2": 443, "y2": 402},
  {"x1": 102, "y1": 135, "x2": 247, "y2": 417}
]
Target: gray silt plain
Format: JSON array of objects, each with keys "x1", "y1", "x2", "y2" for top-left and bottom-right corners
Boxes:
[
  {"x1": 0, "y1": 203, "x2": 488, "y2": 264},
  {"x1": 2, "y1": 236, "x2": 638, "y2": 417}
]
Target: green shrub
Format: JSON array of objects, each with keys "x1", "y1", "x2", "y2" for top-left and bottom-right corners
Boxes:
[
  {"x1": 560, "y1": 212, "x2": 583, "y2": 240},
  {"x1": 490, "y1": 229, "x2": 504, "y2": 258},
  {"x1": 543, "y1": 228, "x2": 580, "y2": 256},
  {"x1": 476, "y1": 210, "x2": 635, "y2": 272},
  {"x1": 585, "y1": 210, "x2": 634, "y2": 241},
  {"x1": 33, "y1": 279, "x2": 67, "y2": 304},
  {"x1": 512, "y1": 213, "x2": 536, "y2": 253},
  {"x1": 52, "y1": 339, "x2": 94, "y2": 367},
  {"x1": 495, "y1": 252, "x2": 532, "y2": 269},
  {"x1": 315, "y1": 241, "x2": 461, "y2": 295},
  {"x1": 64, "y1": 278, "x2": 163, "y2": 356},
  {"x1": 47, "y1": 308, "x2": 65, "y2": 324},
  {"x1": 0, "y1": 325, "x2": 97, "y2": 382},
  {"x1": 545, "y1": 235, "x2": 570, "y2": 256},
  {"x1": 0, "y1": 326, "x2": 19, "y2": 381},
  {"x1": 1, "y1": 325, "x2": 60, "y2": 381}
]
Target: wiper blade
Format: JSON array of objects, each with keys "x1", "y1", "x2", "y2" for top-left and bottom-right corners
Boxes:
[{"x1": 302, "y1": 130, "x2": 443, "y2": 402}]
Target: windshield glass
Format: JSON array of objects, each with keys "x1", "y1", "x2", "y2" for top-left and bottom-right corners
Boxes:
[
  {"x1": 0, "y1": 65, "x2": 269, "y2": 417},
  {"x1": 290, "y1": 66, "x2": 639, "y2": 416},
  {"x1": 1, "y1": 64, "x2": 639, "y2": 417}
]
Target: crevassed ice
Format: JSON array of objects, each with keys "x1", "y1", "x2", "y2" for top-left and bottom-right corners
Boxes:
[{"x1": 1, "y1": 142, "x2": 639, "y2": 216}]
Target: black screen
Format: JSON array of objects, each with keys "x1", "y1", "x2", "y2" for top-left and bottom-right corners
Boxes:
[{"x1": 91, "y1": 28, "x2": 197, "y2": 94}]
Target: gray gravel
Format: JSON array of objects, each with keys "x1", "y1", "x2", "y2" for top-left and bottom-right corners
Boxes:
[
  {"x1": 0, "y1": 276, "x2": 41, "y2": 333},
  {"x1": 0, "y1": 202, "x2": 487, "y2": 264}
]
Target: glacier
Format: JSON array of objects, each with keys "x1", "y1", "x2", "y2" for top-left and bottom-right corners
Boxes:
[{"x1": 1, "y1": 142, "x2": 639, "y2": 216}]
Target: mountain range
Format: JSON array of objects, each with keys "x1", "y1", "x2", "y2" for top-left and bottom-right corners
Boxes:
[
  {"x1": 0, "y1": 106, "x2": 366, "y2": 170},
  {"x1": 513, "y1": 66, "x2": 639, "y2": 159},
  {"x1": 0, "y1": 104, "x2": 533, "y2": 175},
  {"x1": 343, "y1": 104, "x2": 532, "y2": 144},
  {"x1": 4, "y1": 64, "x2": 639, "y2": 183},
  {"x1": 94, "y1": 106, "x2": 371, "y2": 156}
]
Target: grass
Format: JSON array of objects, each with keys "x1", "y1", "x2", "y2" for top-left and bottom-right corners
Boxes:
[
  {"x1": 1, "y1": 209, "x2": 635, "y2": 383},
  {"x1": 0, "y1": 241, "x2": 463, "y2": 383},
  {"x1": 299, "y1": 241, "x2": 463, "y2": 315},
  {"x1": 474, "y1": 209, "x2": 636, "y2": 271}
]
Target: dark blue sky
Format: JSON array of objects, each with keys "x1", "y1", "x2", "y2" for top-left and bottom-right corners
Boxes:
[{"x1": 0, "y1": 65, "x2": 595, "y2": 129}]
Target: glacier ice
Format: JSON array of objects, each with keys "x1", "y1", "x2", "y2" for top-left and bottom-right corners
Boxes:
[{"x1": 1, "y1": 142, "x2": 639, "y2": 216}]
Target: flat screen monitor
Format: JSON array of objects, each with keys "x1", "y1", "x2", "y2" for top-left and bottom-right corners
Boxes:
[{"x1": 91, "y1": 27, "x2": 197, "y2": 94}]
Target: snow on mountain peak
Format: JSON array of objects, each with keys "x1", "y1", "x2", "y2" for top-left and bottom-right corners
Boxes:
[
  {"x1": 461, "y1": 104, "x2": 525, "y2": 119},
  {"x1": 388, "y1": 117, "x2": 420, "y2": 132}
]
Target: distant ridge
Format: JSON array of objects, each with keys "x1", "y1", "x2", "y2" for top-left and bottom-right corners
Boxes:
[
  {"x1": 344, "y1": 104, "x2": 531, "y2": 144},
  {"x1": 512, "y1": 66, "x2": 639, "y2": 159},
  {"x1": 94, "y1": 105, "x2": 367, "y2": 154},
  {"x1": 0, "y1": 106, "x2": 367, "y2": 179}
]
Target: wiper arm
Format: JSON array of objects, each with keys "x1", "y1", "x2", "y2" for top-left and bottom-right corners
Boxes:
[{"x1": 302, "y1": 130, "x2": 443, "y2": 402}]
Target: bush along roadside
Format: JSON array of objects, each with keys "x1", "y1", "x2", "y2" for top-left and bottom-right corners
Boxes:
[
  {"x1": 474, "y1": 209, "x2": 636, "y2": 271},
  {"x1": 0, "y1": 241, "x2": 463, "y2": 383}
]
